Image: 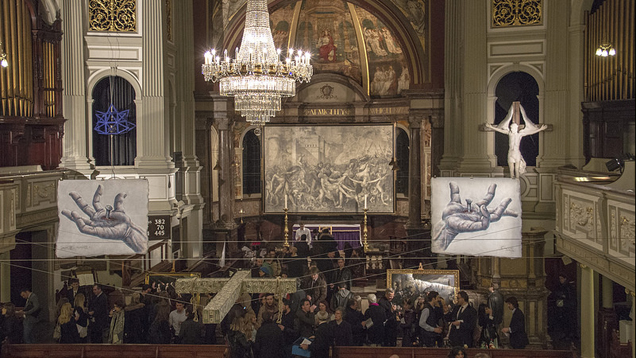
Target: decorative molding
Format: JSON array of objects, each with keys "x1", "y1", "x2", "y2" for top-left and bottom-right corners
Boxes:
[
  {"x1": 89, "y1": 0, "x2": 137, "y2": 32},
  {"x1": 491, "y1": 0, "x2": 542, "y2": 28}
]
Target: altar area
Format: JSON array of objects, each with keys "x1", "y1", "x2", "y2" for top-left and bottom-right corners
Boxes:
[{"x1": 292, "y1": 223, "x2": 361, "y2": 250}]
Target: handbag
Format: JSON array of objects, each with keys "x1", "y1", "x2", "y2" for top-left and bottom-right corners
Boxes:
[
  {"x1": 77, "y1": 323, "x2": 88, "y2": 338},
  {"x1": 53, "y1": 323, "x2": 61, "y2": 340}
]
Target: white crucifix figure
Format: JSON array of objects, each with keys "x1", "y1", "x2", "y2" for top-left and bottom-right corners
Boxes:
[
  {"x1": 484, "y1": 101, "x2": 548, "y2": 179},
  {"x1": 175, "y1": 271, "x2": 297, "y2": 324}
]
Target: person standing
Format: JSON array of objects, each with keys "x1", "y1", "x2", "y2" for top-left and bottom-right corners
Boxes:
[
  {"x1": 253, "y1": 310, "x2": 284, "y2": 358},
  {"x1": 169, "y1": 301, "x2": 187, "y2": 342},
  {"x1": 1, "y1": 303, "x2": 23, "y2": 344},
  {"x1": 502, "y1": 296, "x2": 529, "y2": 349},
  {"x1": 301, "y1": 311, "x2": 334, "y2": 358},
  {"x1": 295, "y1": 298, "x2": 316, "y2": 339},
  {"x1": 445, "y1": 291, "x2": 477, "y2": 348},
  {"x1": 487, "y1": 283, "x2": 504, "y2": 327},
  {"x1": 344, "y1": 298, "x2": 365, "y2": 346},
  {"x1": 294, "y1": 223, "x2": 312, "y2": 247},
  {"x1": 17, "y1": 287, "x2": 40, "y2": 344},
  {"x1": 333, "y1": 258, "x2": 352, "y2": 290},
  {"x1": 330, "y1": 307, "x2": 353, "y2": 347},
  {"x1": 58, "y1": 302, "x2": 81, "y2": 343},
  {"x1": 178, "y1": 307, "x2": 202, "y2": 344},
  {"x1": 420, "y1": 291, "x2": 443, "y2": 347},
  {"x1": 108, "y1": 301, "x2": 125, "y2": 344},
  {"x1": 66, "y1": 279, "x2": 81, "y2": 306},
  {"x1": 364, "y1": 294, "x2": 386, "y2": 346},
  {"x1": 379, "y1": 288, "x2": 398, "y2": 346},
  {"x1": 88, "y1": 284, "x2": 109, "y2": 343}
]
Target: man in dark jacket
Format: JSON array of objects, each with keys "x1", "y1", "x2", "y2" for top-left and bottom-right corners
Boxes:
[
  {"x1": 254, "y1": 310, "x2": 285, "y2": 358},
  {"x1": 419, "y1": 291, "x2": 443, "y2": 347},
  {"x1": 278, "y1": 299, "x2": 299, "y2": 358},
  {"x1": 17, "y1": 288, "x2": 40, "y2": 344},
  {"x1": 303, "y1": 267, "x2": 327, "y2": 305},
  {"x1": 344, "y1": 298, "x2": 365, "y2": 346},
  {"x1": 295, "y1": 298, "x2": 315, "y2": 338},
  {"x1": 301, "y1": 311, "x2": 334, "y2": 358},
  {"x1": 502, "y1": 296, "x2": 529, "y2": 349},
  {"x1": 178, "y1": 308, "x2": 202, "y2": 344},
  {"x1": 379, "y1": 288, "x2": 398, "y2": 346},
  {"x1": 88, "y1": 284, "x2": 109, "y2": 343},
  {"x1": 445, "y1": 290, "x2": 477, "y2": 348}
]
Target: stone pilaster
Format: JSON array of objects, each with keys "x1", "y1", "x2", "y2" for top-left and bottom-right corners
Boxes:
[
  {"x1": 540, "y1": 0, "x2": 570, "y2": 169},
  {"x1": 59, "y1": 0, "x2": 92, "y2": 173},
  {"x1": 580, "y1": 264, "x2": 595, "y2": 358},
  {"x1": 137, "y1": 0, "x2": 172, "y2": 168},
  {"x1": 439, "y1": 0, "x2": 463, "y2": 174}
]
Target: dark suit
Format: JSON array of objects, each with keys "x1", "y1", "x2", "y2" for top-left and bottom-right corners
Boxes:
[
  {"x1": 67, "y1": 289, "x2": 80, "y2": 306},
  {"x1": 445, "y1": 304, "x2": 477, "y2": 348},
  {"x1": 89, "y1": 292, "x2": 109, "y2": 343},
  {"x1": 254, "y1": 321, "x2": 285, "y2": 358},
  {"x1": 309, "y1": 322, "x2": 335, "y2": 358},
  {"x1": 508, "y1": 308, "x2": 529, "y2": 349}
]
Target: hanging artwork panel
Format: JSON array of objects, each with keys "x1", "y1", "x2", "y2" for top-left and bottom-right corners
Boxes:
[
  {"x1": 263, "y1": 125, "x2": 394, "y2": 214},
  {"x1": 56, "y1": 179, "x2": 149, "y2": 258},
  {"x1": 431, "y1": 177, "x2": 522, "y2": 258}
]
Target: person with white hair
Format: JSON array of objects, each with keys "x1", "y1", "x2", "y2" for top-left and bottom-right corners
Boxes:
[{"x1": 364, "y1": 293, "x2": 386, "y2": 346}]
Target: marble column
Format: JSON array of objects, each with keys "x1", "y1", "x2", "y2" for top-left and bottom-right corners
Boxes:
[
  {"x1": 59, "y1": 0, "x2": 91, "y2": 173},
  {"x1": 580, "y1": 264, "x2": 595, "y2": 358}
]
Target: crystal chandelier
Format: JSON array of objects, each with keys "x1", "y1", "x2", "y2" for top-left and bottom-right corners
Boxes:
[{"x1": 202, "y1": 0, "x2": 312, "y2": 126}]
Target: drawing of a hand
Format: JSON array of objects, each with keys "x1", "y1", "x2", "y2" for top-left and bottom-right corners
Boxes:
[
  {"x1": 61, "y1": 185, "x2": 148, "y2": 253},
  {"x1": 433, "y1": 182, "x2": 518, "y2": 251}
]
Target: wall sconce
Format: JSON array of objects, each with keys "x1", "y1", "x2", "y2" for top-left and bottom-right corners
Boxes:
[{"x1": 595, "y1": 43, "x2": 616, "y2": 57}]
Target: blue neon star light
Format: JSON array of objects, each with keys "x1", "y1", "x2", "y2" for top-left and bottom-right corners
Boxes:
[{"x1": 94, "y1": 104, "x2": 135, "y2": 135}]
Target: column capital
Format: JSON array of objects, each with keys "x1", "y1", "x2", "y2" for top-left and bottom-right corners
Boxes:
[{"x1": 215, "y1": 117, "x2": 233, "y2": 131}]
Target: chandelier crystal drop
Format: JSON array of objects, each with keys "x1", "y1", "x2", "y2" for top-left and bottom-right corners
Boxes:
[{"x1": 202, "y1": 0, "x2": 312, "y2": 126}]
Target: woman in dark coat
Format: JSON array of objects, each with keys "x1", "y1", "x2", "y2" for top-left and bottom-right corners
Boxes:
[
  {"x1": 400, "y1": 298, "x2": 417, "y2": 347},
  {"x1": 59, "y1": 302, "x2": 81, "y2": 343},
  {"x1": 1, "y1": 302, "x2": 23, "y2": 344},
  {"x1": 148, "y1": 301, "x2": 172, "y2": 344},
  {"x1": 124, "y1": 293, "x2": 146, "y2": 343},
  {"x1": 73, "y1": 293, "x2": 90, "y2": 343}
]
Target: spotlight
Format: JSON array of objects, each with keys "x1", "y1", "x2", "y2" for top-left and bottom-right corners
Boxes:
[{"x1": 605, "y1": 158, "x2": 622, "y2": 172}]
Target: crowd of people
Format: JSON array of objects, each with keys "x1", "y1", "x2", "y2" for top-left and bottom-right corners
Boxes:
[{"x1": 1, "y1": 226, "x2": 531, "y2": 357}]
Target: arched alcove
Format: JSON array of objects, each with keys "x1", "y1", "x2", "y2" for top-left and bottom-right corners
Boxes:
[
  {"x1": 494, "y1": 72, "x2": 540, "y2": 167},
  {"x1": 242, "y1": 128, "x2": 261, "y2": 195},
  {"x1": 91, "y1": 76, "x2": 137, "y2": 166}
]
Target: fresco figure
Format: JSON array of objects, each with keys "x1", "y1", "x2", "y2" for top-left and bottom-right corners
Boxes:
[
  {"x1": 381, "y1": 28, "x2": 402, "y2": 54},
  {"x1": 317, "y1": 29, "x2": 337, "y2": 62}
]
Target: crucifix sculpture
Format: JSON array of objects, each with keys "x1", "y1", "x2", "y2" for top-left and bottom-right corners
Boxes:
[
  {"x1": 484, "y1": 101, "x2": 550, "y2": 179},
  {"x1": 175, "y1": 271, "x2": 297, "y2": 324}
]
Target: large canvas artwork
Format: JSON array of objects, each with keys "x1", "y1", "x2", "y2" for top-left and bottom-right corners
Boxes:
[
  {"x1": 263, "y1": 125, "x2": 394, "y2": 213},
  {"x1": 57, "y1": 180, "x2": 149, "y2": 258},
  {"x1": 431, "y1": 178, "x2": 522, "y2": 258},
  {"x1": 387, "y1": 269, "x2": 459, "y2": 309}
]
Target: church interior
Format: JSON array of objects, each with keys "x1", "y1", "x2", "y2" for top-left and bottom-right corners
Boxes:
[{"x1": 0, "y1": 0, "x2": 634, "y2": 357}]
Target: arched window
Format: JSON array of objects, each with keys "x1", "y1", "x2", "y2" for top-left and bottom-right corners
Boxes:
[
  {"x1": 395, "y1": 128, "x2": 409, "y2": 195},
  {"x1": 494, "y1": 72, "x2": 540, "y2": 167},
  {"x1": 92, "y1": 76, "x2": 137, "y2": 166},
  {"x1": 242, "y1": 129, "x2": 261, "y2": 195}
]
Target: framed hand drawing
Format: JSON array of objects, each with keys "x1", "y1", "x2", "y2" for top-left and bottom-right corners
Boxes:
[
  {"x1": 387, "y1": 269, "x2": 459, "y2": 309},
  {"x1": 431, "y1": 177, "x2": 522, "y2": 258},
  {"x1": 263, "y1": 125, "x2": 394, "y2": 214},
  {"x1": 57, "y1": 179, "x2": 149, "y2": 258}
]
